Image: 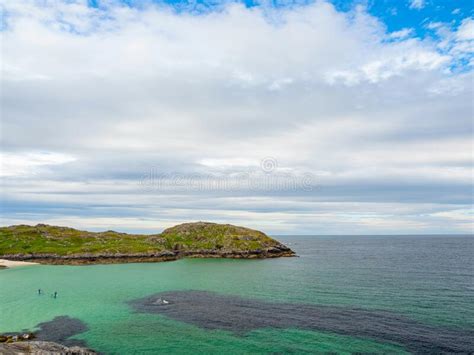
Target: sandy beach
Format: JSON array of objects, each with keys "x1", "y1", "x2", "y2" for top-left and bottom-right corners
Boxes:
[{"x1": 0, "y1": 259, "x2": 38, "y2": 268}]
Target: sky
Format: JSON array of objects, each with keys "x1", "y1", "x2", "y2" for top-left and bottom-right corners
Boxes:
[{"x1": 0, "y1": 0, "x2": 473, "y2": 235}]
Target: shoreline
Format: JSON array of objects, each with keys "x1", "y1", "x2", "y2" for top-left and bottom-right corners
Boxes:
[
  {"x1": 0, "y1": 249, "x2": 296, "y2": 266},
  {"x1": 0, "y1": 259, "x2": 39, "y2": 269}
]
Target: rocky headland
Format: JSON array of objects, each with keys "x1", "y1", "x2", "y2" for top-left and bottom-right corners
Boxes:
[{"x1": 0, "y1": 222, "x2": 295, "y2": 266}]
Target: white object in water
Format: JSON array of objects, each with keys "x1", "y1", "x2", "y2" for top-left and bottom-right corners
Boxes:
[{"x1": 154, "y1": 297, "x2": 170, "y2": 305}]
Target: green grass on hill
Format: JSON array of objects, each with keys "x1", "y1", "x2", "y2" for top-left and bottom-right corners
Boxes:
[
  {"x1": 160, "y1": 222, "x2": 278, "y2": 251},
  {"x1": 0, "y1": 222, "x2": 282, "y2": 256}
]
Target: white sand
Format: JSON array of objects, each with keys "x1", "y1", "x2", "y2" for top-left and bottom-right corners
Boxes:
[{"x1": 0, "y1": 259, "x2": 38, "y2": 268}]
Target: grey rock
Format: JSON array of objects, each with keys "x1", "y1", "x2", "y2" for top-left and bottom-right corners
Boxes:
[{"x1": 0, "y1": 341, "x2": 97, "y2": 354}]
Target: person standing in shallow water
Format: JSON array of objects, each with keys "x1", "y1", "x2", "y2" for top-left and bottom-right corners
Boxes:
[
  {"x1": 53, "y1": 291, "x2": 57, "y2": 299},
  {"x1": 38, "y1": 289, "x2": 41, "y2": 295}
]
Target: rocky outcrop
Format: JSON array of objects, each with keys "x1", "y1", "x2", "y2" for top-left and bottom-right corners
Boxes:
[
  {"x1": 0, "y1": 333, "x2": 35, "y2": 343},
  {"x1": 1, "y1": 245, "x2": 295, "y2": 265},
  {"x1": 0, "y1": 341, "x2": 97, "y2": 354},
  {"x1": 1, "y1": 252, "x2": 179, "y2": 265},
  {"x1": 0, "y1": 316, "x2": 96, "y2": 354}
]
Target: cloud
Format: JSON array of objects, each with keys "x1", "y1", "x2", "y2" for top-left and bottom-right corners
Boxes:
[
  {"x1": 456, "y1": 18, "x2": 474, "y2": 41},
  {"x1": 0, "y1": 0, "x2": 472, "y2": 234},
  {"x1": 388, "y1": 28, "x2": 414, "y2": 40},
  {"x1": 409, "y1": 0, "x2": 425, "y2": 10},
  {"x1": 0, "y1": 152, "x2": 76, "y2": 177},
  {"x1": 425, "y1": 18, "x2": 474, "y2": 67}
]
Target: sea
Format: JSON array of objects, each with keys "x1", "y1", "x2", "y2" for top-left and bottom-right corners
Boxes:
[{"x1": 1, "y1": 235, "x2": 473, "y2": 354}]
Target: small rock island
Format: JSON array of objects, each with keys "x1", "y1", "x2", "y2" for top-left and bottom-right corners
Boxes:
[{"x1": 0, "y1": 222, "x2": 295, "y2": 265}]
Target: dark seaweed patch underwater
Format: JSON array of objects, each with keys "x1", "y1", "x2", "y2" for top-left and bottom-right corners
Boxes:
[{"x1": 129, "y1": 290, "x2": 474, "y2": 354}]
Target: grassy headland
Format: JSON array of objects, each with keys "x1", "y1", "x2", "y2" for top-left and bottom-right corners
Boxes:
[{"x1": 0, "y1": 222, "x2": 295, "y2": 265}]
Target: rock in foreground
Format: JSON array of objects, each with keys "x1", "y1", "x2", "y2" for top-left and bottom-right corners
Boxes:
[
  {"x1": 0, "y1": 341, "x2": 97, "y2": 354},
  {"x1": 0, "y1": 316, "x2": 95, "y2": 354}
]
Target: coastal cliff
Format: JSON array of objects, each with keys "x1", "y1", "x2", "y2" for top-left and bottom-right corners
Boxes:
[{"x1": 0, "y1": 222, "x2": 295, "y2": 265}]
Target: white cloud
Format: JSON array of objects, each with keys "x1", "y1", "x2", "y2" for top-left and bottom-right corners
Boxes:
[
  {"x1": 456, "y1": 18, "x2": 474, "y2": 41},
  {"x1": 425, "y1": 18, "x2": 474, "y2": 66},
  {"x1": 0, "y1": 1, "x2": 472, "y2": 234},
  {"x1": 325, "y1": 41, "x2": 450, "y2": 85},
  {"x1": 409, "y1": 0, "x2": 425, "y2": 10},
  {"x1": 388, "y1": 28, "x2": 414, "y2": 40},
  {"x1": 0, "y1": 152, "x2": 76, "y2": 177}
]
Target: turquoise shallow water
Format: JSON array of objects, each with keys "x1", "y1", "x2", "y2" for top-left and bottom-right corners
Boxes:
[{"x1": 1, "y1": 235, "x2": 473, "y2": 354}]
